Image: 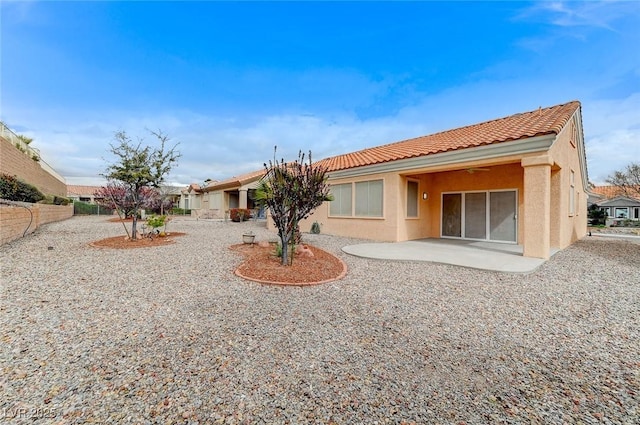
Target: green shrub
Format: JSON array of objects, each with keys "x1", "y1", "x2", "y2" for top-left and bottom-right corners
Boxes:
[
  {"x1": 170, "y1": 207, "x2": 191, "y2": 215},
  {"x1": 53, "y1": 196, "x2": 71, "y2": 205},
  {"x1": 39, "y1": 195, "x2": 54, "y2": 204},
  {"x1": 73, "y1": 201, "x2": 113, "y2": 215},
  {"x1": 230, "y1": 208, "x2": 252, "y2": 222},
  {"x1": 0, "y1": 173, "x2": 45, "y2": 203},
  {"x1": 587, "y1": 204, "x2": 607, "y2": 226},
  {"x1": 273, "y1": 242, "x2": 296, "y2": 258},
  {"x1": 310, "y1": 221, "x2": 321, "y2": 234},
  {"x1": 146, "y1": 214, "x2": 167, "y2": 229}
]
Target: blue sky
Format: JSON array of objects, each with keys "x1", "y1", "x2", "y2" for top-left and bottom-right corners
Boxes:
[{"x1": 2, "y1": 1, "x2": 639, "y2": 186}]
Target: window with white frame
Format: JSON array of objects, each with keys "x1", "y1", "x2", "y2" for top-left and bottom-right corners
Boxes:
[
  {"x1": 569, "y1": 171, "x2": 575, "y2": 216},
  {"x1": 329, "y1": 183, "x2": 352, "y2": 216},
  {"x1": 407, "y1": 180, "x2": 419, "y2": 218},
  {"x1": 355, "y1": 180, "x2": 383, "y2": 217},
  {"x1": 615, "y1": 207, "x2": 629, "y2": 219},
  {"x1": 633, "y1": 207, "x2": 639, "y2": 219}
]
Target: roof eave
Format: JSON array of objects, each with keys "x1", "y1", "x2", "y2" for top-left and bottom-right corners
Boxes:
[{"x1": 327, "y1": 134, "x2": 557, "y2": 179}]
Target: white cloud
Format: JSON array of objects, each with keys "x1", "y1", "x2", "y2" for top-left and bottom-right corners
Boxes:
[
  {"x1": 20, "y1": 84, "x2": 638, "y2": 188},
  {"x1": 583, "y1": 93, "x2": 640, "y2": 184},
  {"x1": 518, "y1": 1, "x2": 639, "y2": 30}
]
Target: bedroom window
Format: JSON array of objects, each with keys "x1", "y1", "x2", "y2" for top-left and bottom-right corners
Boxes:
[
  {"x1": 355, "y1": 180, "x2": 383, "y2": 217},
  {"x1": 329, "y1": 183, "x2": 352, "y2": 216},
  {"x1": 329, "y1": 180, "x2": 384, "y2": 217},
  {"x1": 407, "y1": 180, "x2": 419, "y2": 218}
]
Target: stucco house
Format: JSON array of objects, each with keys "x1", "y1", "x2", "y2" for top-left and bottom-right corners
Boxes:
[
  {"x1": 67, "y1": 185, "x2": 105, "y2": 204},
  {"x1": 295, "y1": 101, "x2": 588, "y2": 260},
  {"x1": 589, "y1": 185, "x2": 640, "y2": 221},
  {"x1": 597, "y1": 196, "x2": 640, "y2": 221},
  {"x1": 180, "y1": 183, "x2": 202, "y2": 211},
  {"x1": 182, "y1": 169, "x2": 265, "y2": 219}
]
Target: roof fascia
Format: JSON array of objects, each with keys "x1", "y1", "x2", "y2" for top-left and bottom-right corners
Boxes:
[
  {"x1": 202, "y1": 180, "x2": 241, "y2": 192},
  {"x1": 599, "y1": 196, "x2": 640, "y2": 206},
  {"x1": 567, "y1": 108, "x2": 591, "y2": 195},
  {"x1": 327, "y1": 134, "x2": 556, "y2": 180}
]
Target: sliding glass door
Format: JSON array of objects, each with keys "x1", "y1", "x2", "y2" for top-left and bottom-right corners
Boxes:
[
  {"x1": 489, "y1": 191, "x2": 517, "y2": 242},
  {"x1": 441, "y1": 190, "x2": 517, "y2": 243}
]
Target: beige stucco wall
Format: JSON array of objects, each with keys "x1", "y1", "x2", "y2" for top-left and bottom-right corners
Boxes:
[
  {"x1": 547, "y1": 114, "x2": 588, "y2": 249},
  {"x1": 285, "y1": 113, "x2": 588, "y2": 260},
  {"x1": 422, "y1": 163, "x2": 525, "y2": 242},
  {"x1": 299, "y1": 171, "x2": 402, "y2": 241},
  {"x1": 299, "y1": 163, "x2": 526, "y2": 243}
]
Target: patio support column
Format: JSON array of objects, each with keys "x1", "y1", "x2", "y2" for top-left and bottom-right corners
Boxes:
[
  {"x1": 522, "y1": 155, "x2": 553, "y2": 259},
  {"x1": 239, "y1": 189, "x2": 248, "y2": 209}
]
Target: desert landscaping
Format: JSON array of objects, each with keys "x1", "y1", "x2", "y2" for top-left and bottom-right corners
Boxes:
[{"x1": 1, "y1": 216, "x2": 638, "y2": 423}]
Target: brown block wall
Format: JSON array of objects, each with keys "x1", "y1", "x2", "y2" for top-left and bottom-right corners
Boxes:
[
  {"x1": 0, "y1": 135, "x2": 67, "y2": 197},
  {"x1": 0, "y1": 203, "x2": 73, "y2": 245}
]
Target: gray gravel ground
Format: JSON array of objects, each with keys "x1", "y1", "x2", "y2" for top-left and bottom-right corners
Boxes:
[{"x1": 1, "y1": 216, "x2": 639, "y2": 424}]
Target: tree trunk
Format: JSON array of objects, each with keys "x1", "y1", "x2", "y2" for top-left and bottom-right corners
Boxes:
[
  {"x1": 280, "y1": 234, "x2": 290, "y2": 266},
  {"x1": 131, "y1": 216, "x2": 138, "y2": 240}
]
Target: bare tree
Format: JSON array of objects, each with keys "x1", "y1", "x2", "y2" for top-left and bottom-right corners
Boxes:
[{"x1": 606, "y1": 162, "x2": 640, "y2": 199}]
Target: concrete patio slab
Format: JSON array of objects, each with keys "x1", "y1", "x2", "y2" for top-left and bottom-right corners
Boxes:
[{"x1": 342, "y1": 238, "x2": 560, "y2": 273}]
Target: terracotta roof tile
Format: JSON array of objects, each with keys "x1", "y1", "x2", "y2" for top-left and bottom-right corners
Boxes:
[
  {"x1": 592, "y1": 185, "x2": 640, "y2": 200},
  {"x1": 66, "y1": 185, "x2": 104, "y2": 197},
  {"x1": 203, "y1": 168, "x2": 266, "y2": 191},
  {"x1": 316, "y1": 101, "x2": 581, "y2": 172}
]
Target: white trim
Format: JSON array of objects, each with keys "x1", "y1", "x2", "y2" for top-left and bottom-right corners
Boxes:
[
  {"x1": 614, "y1": 207, "x2": 630, "y2": 219},
  {"x1": 328, "y1": 135, "x2": 556, "y2": 180}
]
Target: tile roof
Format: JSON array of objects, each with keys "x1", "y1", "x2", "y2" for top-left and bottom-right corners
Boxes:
[
  {"x1": 316, "y1": 101, "x2": 581, "y2": 172},
  {"x1": 182, "y1": 183, "x2": 201, "y2": 194},
  {"x1": 592, "y1": 185, "x2": 640, "y2": 201},
  {"x1": 591, "y1": 185, "x2": 624, "y2": 199},
  {"x1": 598, "y1": 196, "x2": 640, "y2": 207},
  {"x1": 203, "y1": 168, "x2": 266, "y2": 191},
  {"x1": 67, "y1": 185, "x2": 104, "y2": 197}
]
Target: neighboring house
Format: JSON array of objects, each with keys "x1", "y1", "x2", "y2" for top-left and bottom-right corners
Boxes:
[
  {"x1": 158, "y1": 185, "x2": 183, "y2": 209},
  {"x1": 294, "y1": 101, "x2": 588, "y2": 260},
  {"x1": 590, "y1": 185, "x2": 640, "y2": 221},
  {"x1": 69, "y1": 184, "x2": 183, "y2": 208},
  {"x1": 67, "y1": 185, "x2": 105, "y2": 203},
  {"x1": 597, "y1": 196, "x2": 640, "y2": 221},
  {"x1": 188, "y1": 169, "x2": 265, "y2": 219},
  {"x1": 590, "y1": 185, "x2": 622, "y2": 200},
  {"x1": 179, "y1": 183, "x2": 202, "y2": 211}
]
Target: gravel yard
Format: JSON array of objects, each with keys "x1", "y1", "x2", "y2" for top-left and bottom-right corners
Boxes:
[{"x1": 1, "y1": 216, "x2": 639, "y2": 424}]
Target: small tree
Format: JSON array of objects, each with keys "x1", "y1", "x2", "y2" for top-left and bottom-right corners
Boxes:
[
  {"x1": 95, "y1": 182, "x2": 137, "y2": 218},
  {"x1": 606, "y1": 162, "x2": 640, "y2": 200},
  {"x1": 155, "y1": 185, "x2": 179, "y2": 215},
  {"x1": 587, "y1": 203, "x2": 607, "y2": 226},
  {"x1": 254, "y1": 148, "x2": 332, "y2": 266},
  {"x1": 102, "y1": 130, "x2": 180, "y2": 240}
]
